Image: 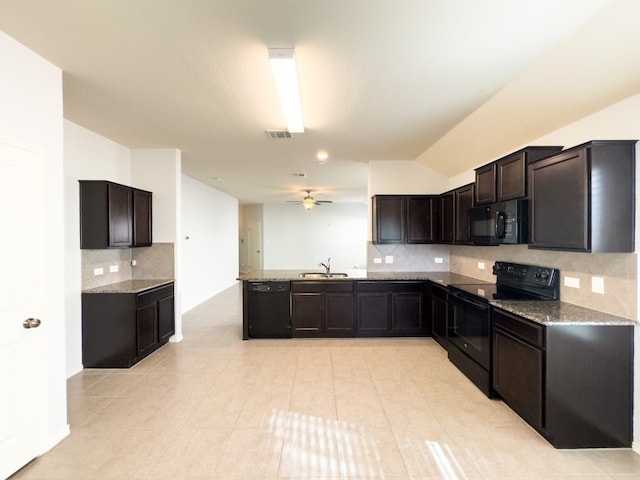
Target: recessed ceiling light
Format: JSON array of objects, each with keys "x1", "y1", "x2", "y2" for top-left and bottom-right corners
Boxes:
[{"x1": 316, "y1": 151, "x2": 329, "y2": 161}]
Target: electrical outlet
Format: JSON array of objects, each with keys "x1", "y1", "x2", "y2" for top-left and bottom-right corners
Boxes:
[
  {"x1": 94, "y1": 267, "x2": 104, "y2": 276},
  {"x1": 131, "y1": 260, "x2": 137, "y2": 266},
  {"x1": 478, "y1": 262, "x2": 485, "y2": 270},
  {"x1": 385, "y1": 255, "x2": 394, "y2": 264},
  {"x1": 592, "y1": 276, "x2": 605, "y2": 294},
  {"x1": 109, "y1": 265, "x2": 119, "y2": 273},
  {"x1": 435, "y1": 257, "x2": 443, "y2": 264},
  {"x1": 373, "y1": 257, "x2": 382, "y2": 264},
  {"x1": 564, "y1": 276, "x2": 580, "y2": 288}
]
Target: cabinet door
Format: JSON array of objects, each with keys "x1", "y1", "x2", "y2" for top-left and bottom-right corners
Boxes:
[
  {"x1": 431, "y1": 289, "x2": 448, "y2": 347},
  {"x1": 357, "y1": 292, "x2": 389, "y2": 334},
  {"x1": 407, "y1": 196, "x2": 437, "y2": 243},
  {"x1": 391, "y1": 291, "x2": 423, "y2": 333},
  {"x1": 325, "y1": 293, "x2": 355, "y2": 334},
  {"x1": 136, "y1": 302, "x2": 158, "y2": 358},
  {"x1": 439, "y1": 192, "x2": 454, "y2": 243},
  {"x1": 158, "y1": 295, "x2": 175, "y2": 343},
  {"x1": 496, "y1": 152, "x2": 526, "y2": 201},
  {"x1": 291, "y1": 294, "x2": 323, "y2": 335},
  {"x1": 528, "y1": 148, "x2": 589, "y2": 251},
  {"x1": 372, "y1": 196, "x2": 405, "y2": 243},
  {"x1": 108, "y1": 182, "x2": 133, "y2": 247},
  {"x1": 133, "y1": 189, "x2": 152, "y2": 247},
  {"x1": 454, "y1": 184, "x2": 474, "y2": 244},
  {"x1": 475, "y1": 163, "x2": 496, "y2": 205},
  {"x1": 493, "y1": 329, "x2": 544, "y2": 430}
]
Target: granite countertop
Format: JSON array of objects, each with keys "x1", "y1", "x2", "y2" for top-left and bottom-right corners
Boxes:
[
  {"x1": 82, "y1": 279, "x2": 174, "y2": 294},
  {"x1": 238, "y1": 270, "x2": 636, "y2": 326},
  {"x1": 237, "y1": 270, "x2": 489, "y2": 287},
  {"x1": 491, "y1": 300, "x2": 636, "y2": 326}
]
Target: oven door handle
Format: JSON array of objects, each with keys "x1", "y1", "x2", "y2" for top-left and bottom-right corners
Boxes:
[{"x1": 449, "y1": 291, "x2": 489, "y2": 311}]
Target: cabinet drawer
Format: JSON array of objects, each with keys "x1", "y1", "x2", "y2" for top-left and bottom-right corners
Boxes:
[
  {"x1": 291, "y1": 281, "x2": 354, "y2": 293},
  {"x1": 493, "y1": 308, "x2": 544, "y2": 348},
  {"x1": 137, "y1": 284, "x2": 174, "y2": 308},
  {"x1": 357, "y1": 281, "x2": 423, "y2": 293}
]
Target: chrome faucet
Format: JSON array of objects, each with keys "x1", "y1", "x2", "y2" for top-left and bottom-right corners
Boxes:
[{"x1": 319, "y1": 257, "x2": 331, "y2": 275}]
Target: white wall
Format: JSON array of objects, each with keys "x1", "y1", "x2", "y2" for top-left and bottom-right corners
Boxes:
[
  {"x1": 263, "y1": 203, "x2": 367, "y2": 271},
  {"x1": 64, "y1": 121, "x2": 132, "y2": 375},
  {"x1": 0, "y1": 30, "x2": 68, "y2": 455},
  {"x1": 368, "y1": 160, "x2": 449, "y2": 195},
  {"x1": 131, "y1": 149, "x2": 180, "y2": 243},
  {"x1": 181, "y1": 174, "x2": 239, "y2": 312}
]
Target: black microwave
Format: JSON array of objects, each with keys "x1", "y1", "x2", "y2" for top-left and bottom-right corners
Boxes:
[{"x1": 468, "y1": 199, "x2": 527, "y2": 245}]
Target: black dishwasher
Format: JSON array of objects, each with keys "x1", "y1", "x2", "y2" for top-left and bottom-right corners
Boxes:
[{"x1": 246, "y1": 281, "x2": 291, "y2": 338}]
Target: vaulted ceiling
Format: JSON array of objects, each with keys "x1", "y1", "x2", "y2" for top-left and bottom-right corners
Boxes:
[{"x1": 0, "y1": 0, "x2": 638, "y2": 204}]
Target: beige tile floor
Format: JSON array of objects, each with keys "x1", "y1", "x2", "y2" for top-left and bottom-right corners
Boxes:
[{"x1": 11, "y1": 283, "x2": 640, "y2": 480}]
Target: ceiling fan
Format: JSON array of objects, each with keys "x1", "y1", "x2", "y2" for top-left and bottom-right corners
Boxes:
[{"x1": 286, "y1": 189, "x2": 333, "y2": 210}]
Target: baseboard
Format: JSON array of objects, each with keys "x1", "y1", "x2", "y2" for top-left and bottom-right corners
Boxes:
[{"x1": 39, "y1": 424, "x2": 70, "y2": 456}]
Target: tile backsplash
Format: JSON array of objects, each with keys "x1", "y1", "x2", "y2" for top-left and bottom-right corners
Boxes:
[
  {"x1": 82, "y1": 243, "x2": 175, "y2": 290},
  {"x1": 368, "y1": 243, "x2": 450, "y2": 272},
  {"x1": 367, "y1": 243, "x2": 637, "y2": 320}
]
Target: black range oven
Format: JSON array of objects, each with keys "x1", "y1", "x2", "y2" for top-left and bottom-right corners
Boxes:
[{"x1": 447, "y1": 261, "x2": 559, "y2": 397}]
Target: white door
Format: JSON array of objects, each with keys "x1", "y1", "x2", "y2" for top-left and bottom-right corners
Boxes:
[
  {"x1": 0, "y1": 142, "x2": 47, "y2": 479},
  {"x1": 247, "y1": 221, "x2": 263, "y2": 271}
]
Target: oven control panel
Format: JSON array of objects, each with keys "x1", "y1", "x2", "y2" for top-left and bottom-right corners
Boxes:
[{"x1": 493, "y1": 262, "x2": 558, "y2": 287}]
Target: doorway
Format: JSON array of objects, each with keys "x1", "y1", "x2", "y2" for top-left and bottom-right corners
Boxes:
[{"x1": 247, "y1": 221, "x2": 263, "y2": 271}]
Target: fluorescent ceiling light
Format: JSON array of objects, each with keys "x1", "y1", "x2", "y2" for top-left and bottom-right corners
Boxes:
[{"x1": 269, "y1": 48, "x2": 304, "y2": 133}]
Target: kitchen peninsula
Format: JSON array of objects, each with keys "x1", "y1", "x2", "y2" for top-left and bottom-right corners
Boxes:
[
  {"x1": 239, "y1": 269, "x2": 634, "y2": 340},
  {"x1": 240, "y1": 268, "x2": 634, "y2": 449}
]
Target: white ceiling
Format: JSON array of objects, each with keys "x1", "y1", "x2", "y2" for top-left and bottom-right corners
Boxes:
[{"x1": 0, "y1": 0, "x2": 638, "y2": 205}]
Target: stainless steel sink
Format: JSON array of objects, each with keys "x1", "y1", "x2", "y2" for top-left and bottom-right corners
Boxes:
[{"x1": 298, "y1": 272, "x2": 349, "y2": 278}]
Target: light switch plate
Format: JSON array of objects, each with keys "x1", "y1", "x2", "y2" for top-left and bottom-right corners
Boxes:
[
  {"x1": 109, "y1": 265, "x2": 119, "y2": 273},
  {"x1": 435, "y1": 257, "x2": 443, "y2": 264},
  {"x1": 373, "y1": 257, "x2": 382, "y2": 264},
  {"x1": 94, "y1": 267, "x2": 104, "y2": 276},
  {"x1": 478, "y1": 262, "x2": 485, "y2": 270},
  {"x1": 592, "y1": 276, "x2": 605, "y2": 294},
  {"x1": 564, "y1": 276, "x2": 580, "y2": 288}
]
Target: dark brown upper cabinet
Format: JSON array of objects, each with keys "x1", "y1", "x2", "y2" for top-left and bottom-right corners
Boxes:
[
  {"x1": 133, "y1": 188, "x2": 153, "y2": 247},
  {"x1": 474, "y1": 163, "x2": 497, "y2": 205},
  {"x1": 475, "y1": 146, "x2": 563, "y2": 205},
  {"x1": 439, "y1": 183, "x2": 474, "y2": 244},
  {"x1": 439, "y1": 191, "x2": 455, "y2": 244},
  {"x1": 80, "y1": 180, "x2": 152, "y2": 249},
  {"x1": 372, "y1": 195, "x2": 438, "y2": 244},
  {"x1": 454, "y1": 183, "x2": 475, "y2": 244},
  {"x1": 406, "y1": 196, "x2": 439, "y2": 244},
  {"x1": 528, "y1": 140, "x2": 636, "y2": 252}
]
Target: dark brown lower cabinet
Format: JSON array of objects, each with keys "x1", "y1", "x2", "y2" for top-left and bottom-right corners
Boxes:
[
  {"x1": 430, "y1": 283, "x2": 448, "y2": 347},
  {"x1": 291, "y1": 281, "x2": 355, "y2": 337},
  {"x1": 82, "y1": 283, "x2": 175, "y2": 368},
  {"x1": 356, "y1": 281, "x2": 426, "y2": 336},
  {"x1": 492, "y1": 307, "x2": 632, "y2": 448}
]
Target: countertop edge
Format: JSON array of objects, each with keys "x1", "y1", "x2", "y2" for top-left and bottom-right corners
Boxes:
[
  {"x1": 491, "y1": 300, "x2": 636, "y2": 327},
  {"x1": 82, "y1": 279, "x2": 175, "y2": 294}
]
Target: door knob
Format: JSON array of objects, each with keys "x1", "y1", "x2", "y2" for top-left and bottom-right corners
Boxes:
[{"x1": 23, "y1": 318, "x2": 42, "y2": 329}]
